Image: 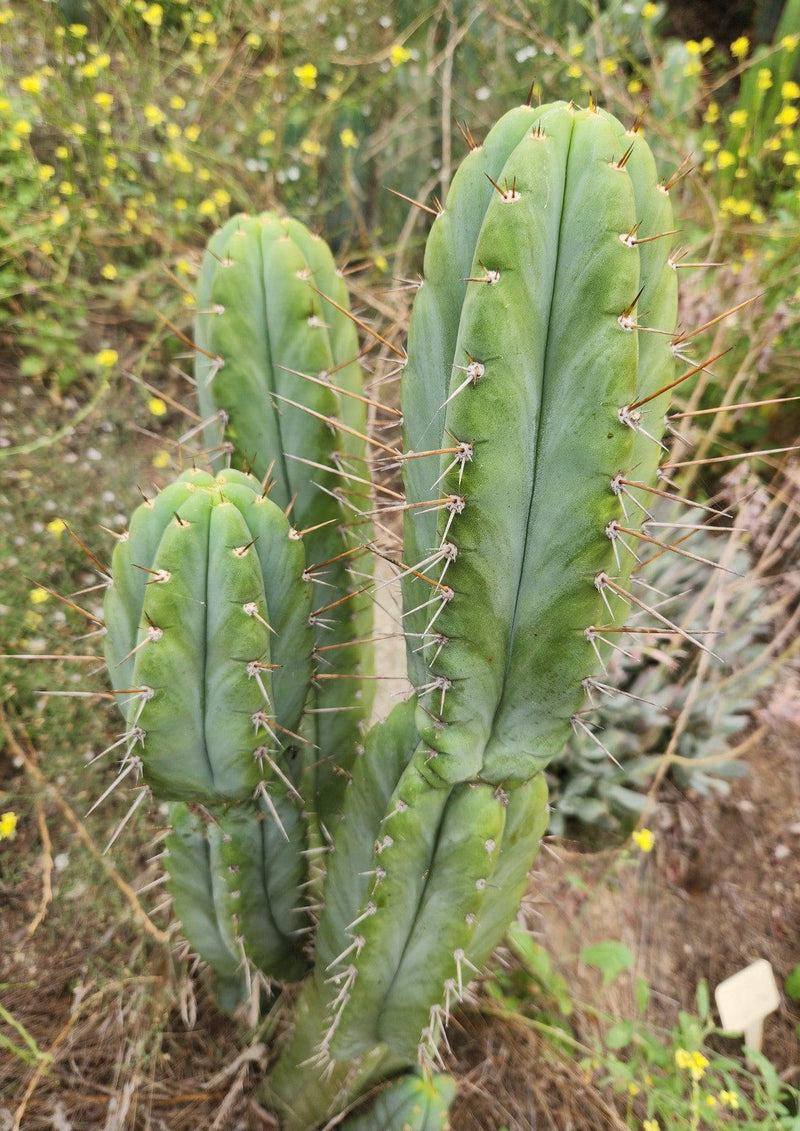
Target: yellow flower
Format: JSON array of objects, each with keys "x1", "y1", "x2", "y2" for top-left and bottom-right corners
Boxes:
[
  {"x1": 152, "y1": 450, "x2": 171, "y2": 469},
  {"x1": 781, "y1": 34, "x2": 800, "y2": 51},
  {"x1": 700, "y1": 37, "x2": 713, "y2": 53},
  {"x1": 706, "y1": 1095, "x2": 717, "y2": 1106},
  {"x1": 300, "y1": 137, "x2": 322, "y2": 156},
  {"x1": 101, "y1": 263, "x2": 118, "y2": 279},
  {"x1": 0, "y1": 811, "x2": 17, "y2": 840},
  {"x1": 211, "y1": 187, "x2": 230, "y2": 206},
  {"x1": 56, "y1": 144, "x2": 69, "y2": 159},
  {"x1": 702, "y1": 138, "x2": 720, "y2": 153},
  {"x1": 717, "y1": 149, "x2": 736, "y2": 168},
  {"x1": 13, "y1": 119, "x2": 31, "y2": 136},
  {"x1": 257, "y1": 128, "x2": 276, "y2": 145},
  {"x1": 389, "y1": 44, "x2": 412, "y2": 67},
  {"x1": 197, "y1": 9, "x2": 213, "y2": 23},
  {"x1": 46, "y1": 518, "x2": 66, "y2": 535},
  {"x1": 39, "y1": 239, "x2": 54, "y2": 255},
  {"x1": 685, "y1": 39, "x2": 702, "y2": 56},
  {"x1": 758, "y1": 68, "x2": 773, "y2": 92},
  {"x1": 245, "y1": 32, "x2": 261, "y2": 49},
  {"x1": 71, "y1": 121, "x2": 86, "y2": 137},
  {"x1": 627, "y1": 1082, "x2": 640, "y2": 1096},
  {"x1": 764, "y1": 135, "x2": 781, "y2": 150},
  {"x1": 601, "y1": 58, "x2": 618, "y2": 75},
  {"x1": 632, "y1": 827, "x2": 654, "y2": 852},
  {"x1": 0, "y1": 9, "x2": 13, "y2": 25},
  {"x1": 184, "y1": 124, "x2": 200, "y2": 142},
  {"x1": 720, "y1": 1090, "x2": 740, "y2": 1109},
  {"x1": 703, "y1": 101, "x2": 719, "y2": 123},
  {"x1": 80, "y1": 61, "x2": 98, "y2": 78},
  {"x1": 165, "y1": 122, "x2": 181, "y2": 139},
  {"x1": 68, "y1": 23, "x2": 89, "y2": 37},
  {"x1": 751, "y1": 207, "x2": 765, "y2": 223},
  {"x1": 202, "y1": 31, "x2": 217, "y2": 46},
  {"x1": 29, "y1": 587, "x2": 49, "y2": 604},
  {"x1": 783, "y1": 80, "x2": 800, "y2": 99},
  {"x1": 373, "y1": 254, "x2": 389, "y2": 273},
  {"x1": 103, "y1": 153, "x2": 118, "y2": 171},
  {"x1": 96, "y1": 52, "x2": 111, "y2": 69},
  {"x1": 339, "y1": 127, "x2": 358, "y2": 148},
  {"x1": 38, "y1": 163, "x2": 55, "y2": 181},
  {"x1": 59, "y1": 181, "x2": 73, "y2": 196},
  {"x1": 729, "y1": 109, "x2": 748, "y2": 127},
  {"x1": 94, "y1": 91, "x2": 114, "y2": 110},
  {"x1": 643, "y1": 1122, "x2": 659, "y2": 1131},
  {"x1": 148, "y1": 397, "x2": 167, "y2": 416},
  {"x1": 173, "y1": 197, "x2": 188, "y2": 211},
  {"x1": 567, "y1": 64, "x2": 582, "y2": 79},
  {"x1": 627, "y1": 78, "x2": 643, "y2": 94},
  {"x1": 776, "y1": 105, "x2": 799, "y2": 126},
  {"x1": 293, "y1": 62, "x2": 318, "y2": 89},
  {"x1": 142, "y1": 3, "x2": 163, "y2": 27},
  {"x1": 51, "y1": 205, "x2": 69, "y2": 227},
  {"x1": 95, "y1": 348, "x2": 119, "y2": 368},
  {"x1": 198, "y1": 198, "x2": 216, "y2": 216},
  {"x1": 569, "y1": 43, "x2": 584, "y2": 57},
  {"x1": 683, "y1": 60, "x2": 702, "y2": 77},
  {"x1": 20, "y1": 74, "x2": 43, "y2": 94},
  {"x1": 144, "y1": 103, "x2": 165, "y2": 127},
  {"x1": 785, "y1": 150, "x2": 800, "y2": 165},
  {"x1": 641, "y1": 2, "x2": 658, "y2": 18},
  {"x1": 170, "y1": 95, "x2": 186, "y2": 110},
  {"x1": 730, "y1": 35, "x2": 749, "y2": 59}
]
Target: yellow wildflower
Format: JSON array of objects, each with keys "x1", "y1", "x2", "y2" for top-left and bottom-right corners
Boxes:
[
  {"x1": 101, "y1": 263, "x2": 118, "y2": 279},
  {"x1": 38, "y1": 163, "x2": 55, "y2": 181},
  {"x1": 68, "y1": 23, "x2": 88, "y2": 37},
  {"x1": 783, "y1": 80, "x2": 800, "y2": 99},
  {"x1": 245, "y1": 32, "x2": 261, "y2": 49},
  {"x1": 627, "y1": 78, "x2": 643, "y2": 94},
  {"x1": 300, "y1": 137, "x2": 322, "y2": 156},
  {"x1": 730, "y1": 35, "x2": 749, "y2": 59},
  {"x1": 56, "y1": 145, "x2": 69, "y2": 159},
  {"x1": 389, "y1": 44, "x2": 412, "y2": 67},
  {"x1": 152, "y1": 450, "x2": 171, "y2": 469},
  {"x1": 720, "y1": 1090, "x2": 740, "y2": 1109},
  {"x1": 148, "y1": 397, "x2": 167, "y2": 416},
  {"x1": 20, "y1": 74, "x2": 43, "y2": 95},
  {"x1": 784, "y1": 150, "x2": 800, "y2": 165},
  {"x1": 96, "y1": 53, "x2": 111, "y2": 69},
  {"x1": 173, "y1": 197, "x2": 188, "y2": 211},
  {"x1": 94, "y1": 91, "x2": 114, "y2": 110},
  {"x1": 632, "y1": 828, "x2": 654, "y2": 852},
  {"x1": 144, "y1": 103, "x2": 165, "y2": 127},
  {"x1": 641, "y1": 2, "x2": 658, "y2": 18},
  {"x1": 700, "y1": 37, "x2": 713, "y2": 53},
  {"x1": 702, "y1": 138, "x2": 720, "y2": 153},
  {"x1": 776, "y1": 105, "x2": 799, "y2": 126},
  {"x1": 569, "y1": 43, "x2": 584, "y2": 57},
  {"x1": 373, "y1": 254, "x2": 389, "y2": 273},
  {"x1": 0, "y1": 9, "x2": 13, "y2": 25},
  {"x1": 71, "y1": 122, "x2": 86, "y2": 136},
  {"x1": 170, "y1": 95, "x2": 186, "y2": 110},
  {"x1": 13, "y1": 119, "x2": 31, "y2": 136},
  {"x1": 729, "y1": 109, "x2": 748, "y2": 127},
  {"x1": 80, "y1": 61, "x2": 98, "y2": 78},
  {"x1": 683, "y1": 60, "x2": 702, "y2": 77},
  {"x1": 142, "y1": 3, "x2": 163, "y2": 27},
  {"x1": 781, "y1": 34, "x2": 800, "y2": 51},
  {"x1": 29, "y1": 587, "x2": 49, "y2": 604},
  {"x1": 165, "y1": 122, "x2": 181, "y2": 139},
  {"x1": 685, "y1": 39, "x2": 702, "y2": 56},
  {"x1": 293, "y1": 62, "x2": 318, "y2": 89},
  {"x1": 627, "y1": 1082, "x2": 640, "y2": 1096},
  {"x1": 184, "y1": 124, "x2": 200, "y2": 142},
  {"x1": 39, "y1": 239, "x2": 54, "y2": 255},
  {"x1": 643, "y1": 1122, "x2": 660, "y2": 1131},
  {"x1": 703, "y1": 101, "x2": 719, "y2": 123},
  {"x1": 567, "y1": 64, "x2": 582, "y2": 79},
  {"x1": 198, "y1": 198, "x2": 216, "y2": 216},
  {"x1": 717, "y1": 150, "x2": 736, "y2": 168},
  {"x1": 764, "y1": 135, "x2": 781, "y2": 150},
  {"x1": 601, "y1": 58, "x2": 618, "y2": 75},
  {"x1": 51, "y1": 206, "x2": 69, "y2": 227},
  {"x1": 339, "y1": 127, "x2": 358, "y2": 148},
  {"x1": 758, "y1": 68, "x2": 773, "y2": 92},
  {"x1": 257, "y1": 128, "x2": 276, "y2": 145},
  {"x1": 95, "y1": 348, "x2": 119, "y2": 368},
  {"x1": 0, "y1": 812, "x2": 17, "y2": 840},
  {"x1": 46, "y1": 518, "x2": 66, "y2": 535},
  {"x1": 197, "y1": 9, "x2": 213, "y2": 23}
]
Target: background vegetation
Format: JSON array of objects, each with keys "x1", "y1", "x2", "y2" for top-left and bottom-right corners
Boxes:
[{"x1": 1, "y1": 1, "x2": 799, "y2": 1128}]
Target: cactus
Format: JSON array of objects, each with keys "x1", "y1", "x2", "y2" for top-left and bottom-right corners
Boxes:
[
  {"x1": 194, "y1": 212, "x2": 375, "y2": 825},
  {"x1": 92, "y1": 100, "x2": 694, "y2": 1128}
]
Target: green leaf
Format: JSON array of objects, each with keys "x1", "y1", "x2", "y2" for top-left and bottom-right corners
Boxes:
[
  {"x1": 786, "y1": 965, "x2": 800, "y2": 1000},
  {"x1": 605, "y1": 1020, "x2": 634, "y2": 1050},
  {"x1": 695, "y1": 978, "x2": 709, "y2": 1021},
  {"x1": 635, "y1": 975, "x2": 650, "y2": 1016},
  {"x1": 580, "y1": 941, "x2": 635, "y2": 988}
]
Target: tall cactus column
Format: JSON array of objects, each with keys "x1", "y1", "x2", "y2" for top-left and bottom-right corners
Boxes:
[
  {"x1": 401, "y1": 101, "x2": 678, "y2": 785},
  {"x1": 194, "y1": 213, "x2": 375, "y2": 826}
]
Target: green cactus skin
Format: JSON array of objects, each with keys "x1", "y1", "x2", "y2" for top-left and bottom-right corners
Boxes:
[
  {"x1": 193, "y1": 212, "x2": 375, "y2": 823},
  {"x1": 339, "y1": 1071, "x2": 457, "y2": 1131},
  {"x1": 400, "y1": 101, "x2": 678, "y2": 786},
  {"x1": 103, "y1": 467, "x2": 314, "y2": 802},
  {"x1": 166, "y1": 791, "x2": 310, "y2": 987}
]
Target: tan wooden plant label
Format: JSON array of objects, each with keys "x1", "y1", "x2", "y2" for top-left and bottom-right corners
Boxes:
[{"x1": 715, "y1": 959, "x2": 781, "y2": 1056}]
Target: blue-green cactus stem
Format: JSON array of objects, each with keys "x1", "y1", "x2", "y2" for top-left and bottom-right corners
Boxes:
[
  {"x1": 401, "y1": 102, "x2": 678, "y2": 786},
  {"x1": 103, "y1": 468, "x2": 314, "y2": 802},
  {"x1": 339, "y1": 1071, "x2": 457, "y2": 1131}
]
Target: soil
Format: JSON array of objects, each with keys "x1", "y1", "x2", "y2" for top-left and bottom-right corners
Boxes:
[{"x1": 1, "y1": 375, "x2": 799, "y2": 1130}]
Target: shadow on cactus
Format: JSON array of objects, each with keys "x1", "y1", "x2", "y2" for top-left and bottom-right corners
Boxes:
[{"x1": 87, "y1": 99, "x2": 767, "y2": 1129}]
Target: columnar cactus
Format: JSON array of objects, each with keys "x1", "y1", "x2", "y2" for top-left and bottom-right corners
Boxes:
[{"x1": 95, "y1": 100, "x2": 688, "y2": 1130}]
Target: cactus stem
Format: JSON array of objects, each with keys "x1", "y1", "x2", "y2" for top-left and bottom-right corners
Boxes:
[
  {"x1": 243, "y1": 601, "x2": 277, "y2": 633},
  {"x1": 277, "y1": 364, "x2": 402, "y2": 418},
  {"x1": 386, "y1": 187, "x2": 443, "y2": 217}
]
